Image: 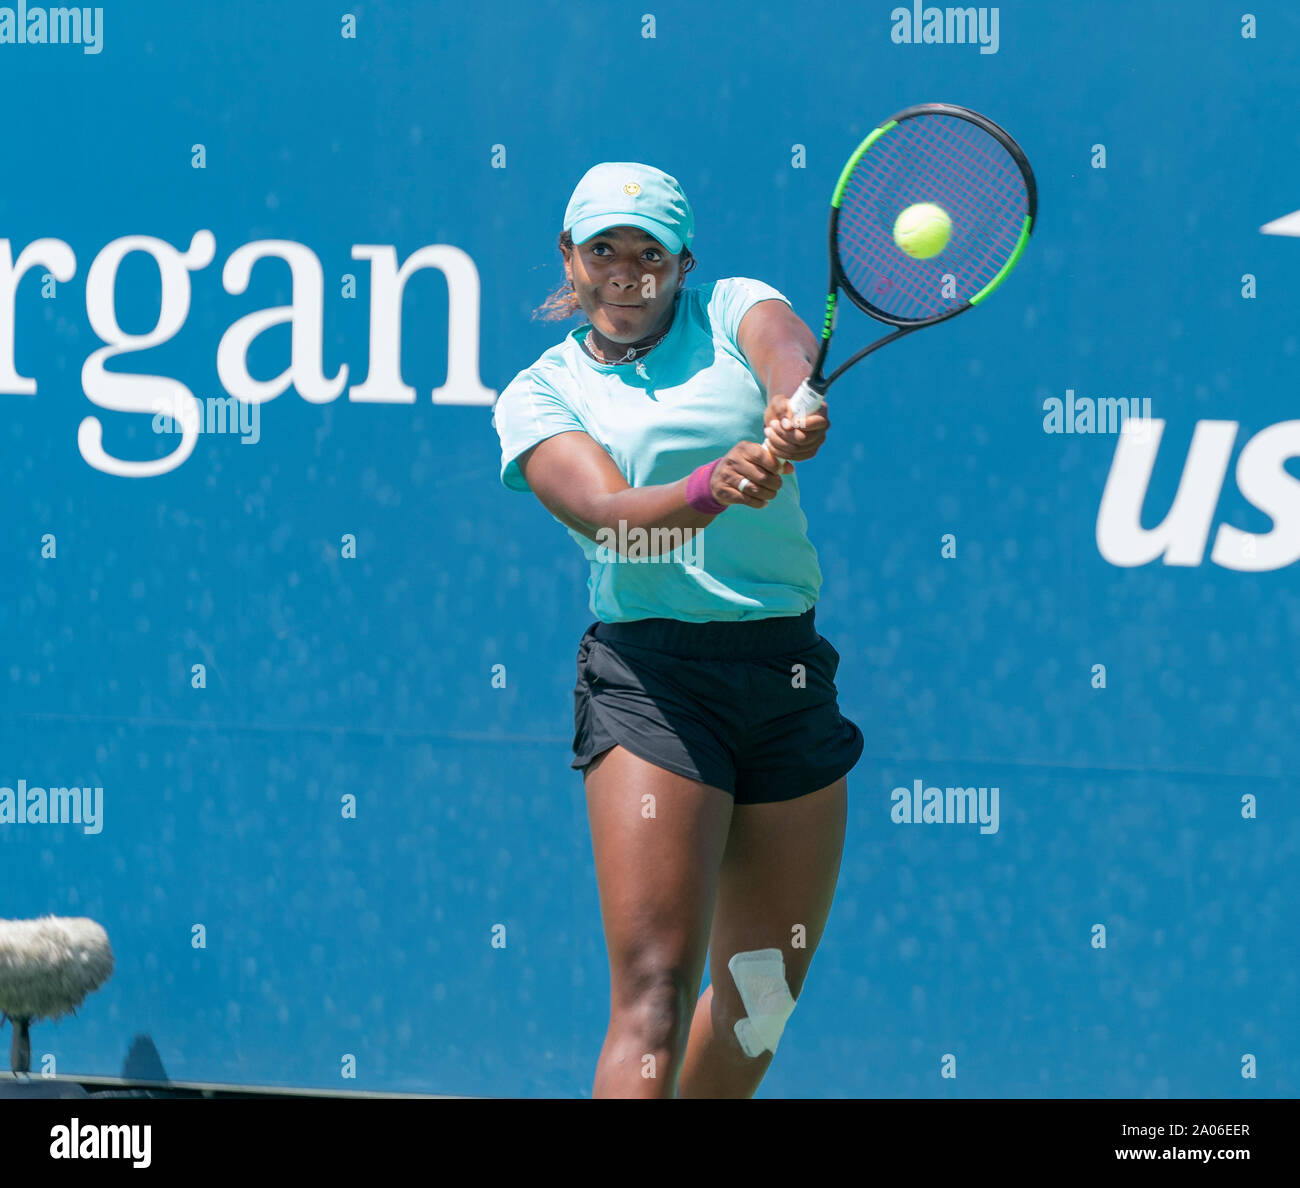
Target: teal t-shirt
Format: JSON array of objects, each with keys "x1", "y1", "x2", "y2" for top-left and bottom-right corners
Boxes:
[{"x1": 491, "y1": 276, "x2": 822, "y2": 623}]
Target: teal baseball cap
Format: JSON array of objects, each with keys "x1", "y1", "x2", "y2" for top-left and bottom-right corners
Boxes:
[{"x1": 564, "y1": 162, "x2": 695, "y2": 255}]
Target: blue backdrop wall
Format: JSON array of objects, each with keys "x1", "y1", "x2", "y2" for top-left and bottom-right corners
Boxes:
[{"x1": 1, "y1": 0, "x2": 1297, "y2": 1097}]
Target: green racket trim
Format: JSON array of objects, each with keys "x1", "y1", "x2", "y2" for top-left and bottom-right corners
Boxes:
[
  {"x1": 969, "y1": 215, "x2": 1033, "y2": 305},
  {"x1": 830, "y1": 120, "x2": 897, "y2": 208},
  {"x1": 820, "y1": 291, "x2": 838, "y2": 339}
]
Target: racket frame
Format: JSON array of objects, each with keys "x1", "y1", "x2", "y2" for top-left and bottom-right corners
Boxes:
[{"x1": 805, "y1": 101, "x2": 1038, "y2": 398}]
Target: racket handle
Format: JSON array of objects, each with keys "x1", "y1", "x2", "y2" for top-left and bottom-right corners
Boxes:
[
  {"x1": 762, "y1": 379, "x2": 826, "y2": 466},
  {"x1": 762, "y1": 438, "x2": 794, "y2": 467},
  {"x1": 788, "y1": 378, "x2": 825, "y2": 418}
]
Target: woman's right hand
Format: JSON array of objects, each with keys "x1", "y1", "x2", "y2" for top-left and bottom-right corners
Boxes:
[{"x1": 712, "y1": 442, "x2": 795, "y2": 509}]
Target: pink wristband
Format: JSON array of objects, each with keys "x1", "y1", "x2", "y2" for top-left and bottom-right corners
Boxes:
[{"x1": 686, "y1": 459, "x2": 727, "y2": 515}]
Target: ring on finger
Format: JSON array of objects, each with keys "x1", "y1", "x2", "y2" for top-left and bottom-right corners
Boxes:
[{"x1": 737, "y1": 476, "x2": 752, "y2": 494}]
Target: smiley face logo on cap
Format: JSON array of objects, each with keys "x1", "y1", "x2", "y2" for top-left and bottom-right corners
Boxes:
[{"x1": 623, "y1": 182, "x2": 641, "y2": 196}]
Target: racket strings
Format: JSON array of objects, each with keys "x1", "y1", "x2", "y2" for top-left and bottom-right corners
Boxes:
[{"x1": 836, "y1": 114, "x2": 1030, "y2": 321}]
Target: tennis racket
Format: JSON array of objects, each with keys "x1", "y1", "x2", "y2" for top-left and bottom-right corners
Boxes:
[{"x1": 766, "y1": 101, "x2": 1037, "y2": 452}]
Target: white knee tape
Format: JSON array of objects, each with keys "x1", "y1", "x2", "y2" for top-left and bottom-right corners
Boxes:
[{"x1": 728, "y1": 948, "x2": 796, "y2": 1058}]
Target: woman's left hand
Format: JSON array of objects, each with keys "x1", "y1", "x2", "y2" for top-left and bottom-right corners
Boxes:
[{"x1": 762, "y1": 392, "x2": 830, "y2": 463}]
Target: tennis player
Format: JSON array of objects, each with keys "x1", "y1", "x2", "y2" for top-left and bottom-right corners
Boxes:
[{"x1": 491, "y1": 162, "x2": 864, "y2": 1098}]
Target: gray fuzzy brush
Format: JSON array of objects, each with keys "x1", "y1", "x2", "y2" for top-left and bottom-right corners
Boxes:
[{"x1": 0, "y1": 916, "x2": 114, "y2": 1073}]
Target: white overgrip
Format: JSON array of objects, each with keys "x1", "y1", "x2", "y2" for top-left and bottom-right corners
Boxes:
[
  {"x1": 787, "y1": 378, "x2": 826, "y2": 419},
  {"x1": 762, "y1": 378, "x2": 826, "y2": 464}
]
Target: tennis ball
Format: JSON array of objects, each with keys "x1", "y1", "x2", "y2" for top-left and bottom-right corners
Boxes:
[{"x1": 893, "y1": 203, "x2": 952, "y2": 259}]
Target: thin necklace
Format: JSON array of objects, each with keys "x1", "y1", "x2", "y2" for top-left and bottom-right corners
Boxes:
[{"x1": 584, "y1": 318, "x2": 672, "y2": 365}]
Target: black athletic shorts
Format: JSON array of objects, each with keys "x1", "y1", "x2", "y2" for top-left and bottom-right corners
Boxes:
[{"x1": 571, "y1": 607, "x2": 864, "y2": 805}]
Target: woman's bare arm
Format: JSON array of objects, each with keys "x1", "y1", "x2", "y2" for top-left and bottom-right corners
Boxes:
[
  {"x1": 737, "y1": 300, "x2": 818, "y2": 400},
  {"x1": 518, "y1": 432, "x2": 715, "y2": 551},
  {"x1": 736, "y1": 300, "x2": 831, "y2": 461},
  {"x1": 518, "y1": 430, "x2": 786, "y2": 556}
]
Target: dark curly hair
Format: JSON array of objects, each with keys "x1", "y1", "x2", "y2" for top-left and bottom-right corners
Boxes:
[{"x1": 532, "y1": 229, "x2": 698, "y2": 322}]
